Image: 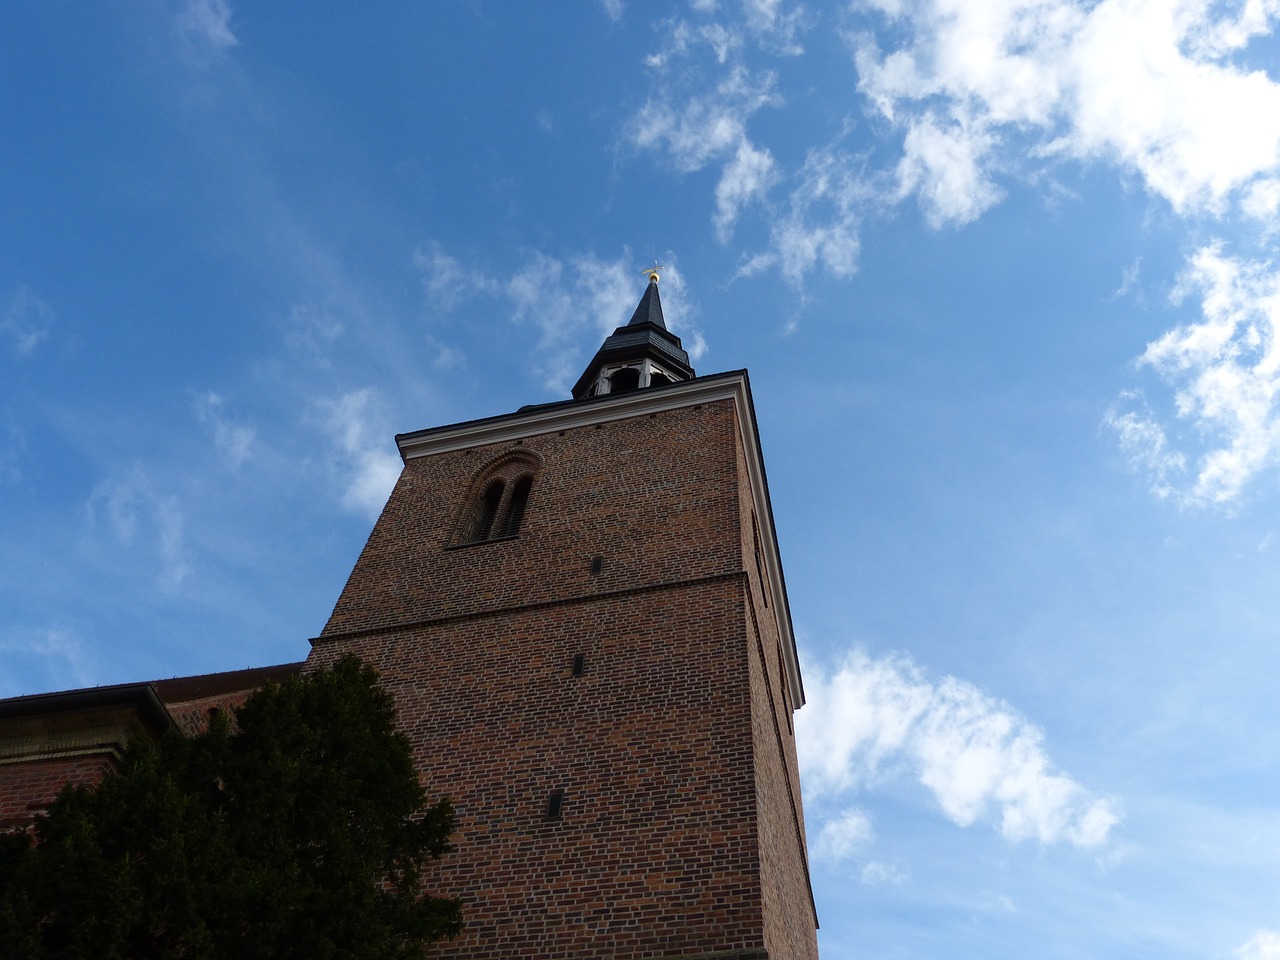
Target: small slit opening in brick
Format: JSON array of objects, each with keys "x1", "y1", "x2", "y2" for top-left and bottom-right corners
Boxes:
[
  {"x1": 546, "y1": 789, "x2": 565, "y2": 820},
  {"x1": 572, "y1": 653, "x2": 585, "y2": 677},
  {"x1": 590, "y1": 555, "x2": 603, "y2": 576}
]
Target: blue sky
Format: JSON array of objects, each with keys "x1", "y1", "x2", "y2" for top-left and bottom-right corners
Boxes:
[{"x1": 4, "y1": 1, "x2": 1280, "y2": 957}]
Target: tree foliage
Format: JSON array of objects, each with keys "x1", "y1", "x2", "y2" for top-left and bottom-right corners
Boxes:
[{"x1": 0, "y1": 656, "x2": 461, "y2": 959}]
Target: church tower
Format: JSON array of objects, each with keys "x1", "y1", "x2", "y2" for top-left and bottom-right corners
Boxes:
[{"x1": 306, "y1": 270, "x2": 819, "y2": 959}]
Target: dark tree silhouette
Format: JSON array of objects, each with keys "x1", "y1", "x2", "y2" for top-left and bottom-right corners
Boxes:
[{"x1": 0, "y1": 656, "x2": 460, "y2": 960}]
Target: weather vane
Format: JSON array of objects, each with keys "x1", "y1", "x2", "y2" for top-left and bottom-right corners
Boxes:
[{"x1": 642, "y1": 261, "x2": 664, "y2": 283}]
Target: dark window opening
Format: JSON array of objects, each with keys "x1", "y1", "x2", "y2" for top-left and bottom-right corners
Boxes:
[
  {"x1": 572, "y1": 653, "x2": 585, "y2": 677},
  {"x1": 648, "y1": 371, "x2": 672, "y2": 387},
  {"x1": 590, "y1": 555, "x2": 603, "y2": 576},
  {"x1": 546, "y1": 789, "x2": 565, "y2": 820},
  {"x1": 609, "y1": 368, "x2": 640, "y2": 393},
  {"x1": 501, "y1": 476, "x2": 532, "y2": 537},
  {"x1": 474, "y1": 480, "x2": 505, "y2": 540}
]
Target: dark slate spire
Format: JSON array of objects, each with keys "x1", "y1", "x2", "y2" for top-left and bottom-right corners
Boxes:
[
  {"x1": 571, "y1": 267, "x2": 695, "y2": 400},
  {"x1": 626, "y1": 275, "x2": 667, "y2": 329}
]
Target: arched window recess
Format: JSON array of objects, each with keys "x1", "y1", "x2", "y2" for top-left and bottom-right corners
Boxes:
[{"x1": 455, "y1": 451, "x2": 541, "y2": 545}]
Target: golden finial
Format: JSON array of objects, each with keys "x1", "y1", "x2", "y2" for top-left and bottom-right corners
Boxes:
[{"x1": 643, "y1": 261, "x2": 664, "y2": 283}]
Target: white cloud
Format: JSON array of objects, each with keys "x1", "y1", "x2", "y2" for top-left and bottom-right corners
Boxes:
[
  {"x1": 417, "y1": 243, "x2": 707, "y2": 393},
  {"x1": 1114, "y1": 244, "x2": 1280, "y2": 505},
  {"x1": 813, "y1": 806, "x2": 875, "y2": 861},
  {"x1": 414, "y1": 241, "x2": 497, "y2": 312},
  {"x1": 426, "y1": 336, "x2": 466, "y2": 371},
  {"x1": 1113, "y1": 257, "x2": 1143, "y2": 301},
  {"x1": 87, "y1": 465, "x2": 191, "y2": 588},
  {"x1": 318, "y1": 389, "x2": 403, "y2": 521},
  {"x1": 631, "y1": 20, "x2": 791, "y2": 250},
  {"x1": 1104, "y1": 391, "x2": 1187, "y2": 500},
  {"x1": 0, "y1": 420, "x2": 27, "y2": 483},
  {"x1": 895, "y1": 112, "x2": 1003, "y2": 227},
  {"x1": 855, "y1": 0, "x2": 1280, "y2": 217},
  {"x1": 625, "y1": 1, "x2": 1280, "y2": 287},
  {"x1": 0, "y1": 627, "x2": 93, "y2": 696},
  {"x1": 630, "y1": 64, "x2": 779, "y2": 173},
  {"x1": 506, "y1": 252, "x2": 586, "y2": 392},
  {"x1": 282, "y1": 302, "x2": 344, "y2": 368},
  {"x1": 1243, "y1": 177, "x2": 1280, "y2": 229},
  {"x1": 1238, "y1": 929, "x2": 1280, "y2": 960},
  {"x1": 4, "y1": 285, "x2": 54, "y2": 356},
  {"x1": 598, "y1": 0, "x2": 624, "y2": 22},
  {"x1": 715, "y1": 139, "x2": 778, "y2": 240},
  {"x1": 861, "y1": 860, "x2": 909, "y2": 885},
  {"x1": 176, "y1": 0, "x2": 238, "y2": 56},
  {"x1": 741, "y1": 0, "x2": 807, "y2": 54},
  {"x1": 797, "y1": 649, "x2": 1119, "y2": 848},
  {"x1": 769, "y1": 147, "x2": 869, "y2": 284},
  {"x1": 194, "y1": 391, "x2": 255, "y2": 468}
]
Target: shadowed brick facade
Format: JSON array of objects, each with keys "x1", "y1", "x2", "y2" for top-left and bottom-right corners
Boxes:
[
  {"x1": 0, "y1": 276, "x2": 820, "y2": 958},
  {"x1": 307, "y1": 360, "x2": 819, "y2": 959},
  {"x1": 0, "y1": 663, "x2": 302, "y2": 831}
]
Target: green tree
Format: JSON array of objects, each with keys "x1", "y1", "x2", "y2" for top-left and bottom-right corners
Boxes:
[{"x1": 0, "y1": 656, "x2": 461, "y2": 959}]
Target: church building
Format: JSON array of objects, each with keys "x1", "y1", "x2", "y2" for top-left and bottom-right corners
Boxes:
[{"x1": 0, "y1": 271, "x2": 820, "y2": 960}]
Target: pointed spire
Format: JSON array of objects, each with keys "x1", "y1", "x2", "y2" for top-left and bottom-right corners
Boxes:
[
  {"x1": 626, "y1": 270, "x2": 667, "y2": 330},
  {"x1": 570, "y1": 267, "x2": 695, "y2": 400}
]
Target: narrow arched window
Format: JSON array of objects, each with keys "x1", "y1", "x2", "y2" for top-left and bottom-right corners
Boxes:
[
  {"x1": 473, "y1": 479, "x2": 505, "y2": 541},
  {"x1": 501, "y1": 475, "x2": 533, "y2": 537},
  {"x1": 456, "y1": 451, "x2": 542, "y2": 545}
]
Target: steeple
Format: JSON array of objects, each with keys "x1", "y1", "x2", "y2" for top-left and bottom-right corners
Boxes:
[{"x1": 571, "y1": 267, "x2": 695, "y2": 400}]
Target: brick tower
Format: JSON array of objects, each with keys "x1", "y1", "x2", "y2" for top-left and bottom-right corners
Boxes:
[{"x1": 306, "y1": 270, "x2": 819, "y2": 959}]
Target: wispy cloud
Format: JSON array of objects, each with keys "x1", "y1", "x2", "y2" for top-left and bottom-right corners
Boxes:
[
  {"x1": 175, "y1": 0, "x2": 239, "y2": 59},
  {"x1": 1104, "y1": 390, "x2": 1187, "y2": 500},
  {"x1": 4, "y1": 285, "x2": 54, "y2": 356},
  {"x1": 715, "y1": 139, "x2": 778, "y2": 240},
  {"x1": 414, "y1": 241, "x2": 498, "y2": 312},
  {"x1": 282, "y1": 302, "x2": 344, "y2": 368},
  {"x1": 631, "y1": 19, "x2": 785, "y2": 242},
  {"x1": 415, "y1": 244, "x2": 706, "y2": 394},
  {"x1": 317, "y1": 388, "x2": 403, "y2": 521},
  {"x1": 0, "y1": 420, "x2": 28, "y2": 484},
  {"x1": 798, "y1": 649, "x2": 1119, "y2": 849},
  {"x1": 86, "y1": 465, "x2": 191, "y2": 588},
  {"x1": 630, "y1": 62, "x2": 779, "y2": 171},
  {"x1": 861, "y1": 860, "x2": 909, "y2": 885},
  {"x1": 0, "y1": 627, "x2": 92, "y2": 696},
  {"x1": 194, "y1": 391, "x2": 255, "y2": 468},
  {"x1": 766, "y1": 146, "x2": 869, "y2": 284},
  {"x1": 1238, "y1": 929, "x2": 1280, "y2": 960},
  {"x1": 1113, "y1": 257, "x2": 1144, "y2": 302},
  {"x1": 812, "y1": 806, "x2": 875, "y2": 862},
  {"x1": 1111, "y1": 244, "x2": 1280, "y2": 505}
]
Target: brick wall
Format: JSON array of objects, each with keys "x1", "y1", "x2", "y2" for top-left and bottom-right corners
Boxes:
[
  {"x1": 0, "y1": 754, "x2": 113, "y2": 829},
  {"x1": 310, "y1": 393, "x2": 819, "y2": 959},
  {"x1": 734, "y1": 420, "x2": 820, "y2": 960}
]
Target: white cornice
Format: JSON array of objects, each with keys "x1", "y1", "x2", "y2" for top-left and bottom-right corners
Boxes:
[
  {"x1": 395, "y1": 373, "x2": 805, "y2": 709},
  {"x1": 397, "y1": 374, "x2": 747, "y2": 458}
]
